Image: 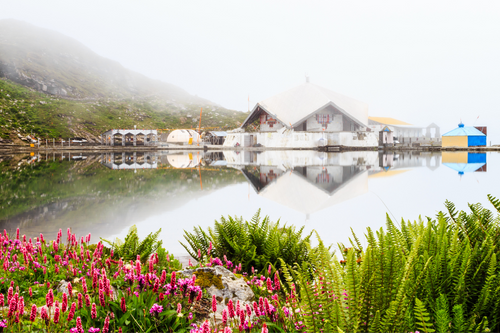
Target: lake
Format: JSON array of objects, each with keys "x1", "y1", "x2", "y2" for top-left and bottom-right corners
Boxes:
[{"x1": 0, "y1": 150, "x2": 497, "y2": 255}]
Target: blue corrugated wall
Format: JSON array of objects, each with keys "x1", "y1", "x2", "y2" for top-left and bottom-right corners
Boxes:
[{"x1": 468, "y1": 136, "x2": 486, "y2": 147}]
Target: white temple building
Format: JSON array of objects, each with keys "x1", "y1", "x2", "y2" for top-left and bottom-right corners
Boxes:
[{"x1": 223, "y1": 81, "x2": 378, "y2": 149}]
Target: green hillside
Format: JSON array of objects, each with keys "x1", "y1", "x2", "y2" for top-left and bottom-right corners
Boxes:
[
  {"x1": 0, "y1": 78, "x2": 247, "y2": 141},
  {"x1": 0, "y1": 20, "x2": 248, "y2": 142}
]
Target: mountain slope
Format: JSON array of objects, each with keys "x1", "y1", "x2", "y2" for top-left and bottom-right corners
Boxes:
[
  {"x1": 0, "y1": 20, "x2": 248, "y2": 142},
  {"x1": 0, "y1": 78, "x2": 247, "y2": 142},
  {"x1": 0, "y1": 19, "x2": 207, "y2": 103}
]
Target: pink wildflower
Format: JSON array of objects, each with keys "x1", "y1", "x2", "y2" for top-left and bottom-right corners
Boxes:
[
  {"x1": 274, "y1": 272, "x2": 280, "y2": 290},
  {"x1": 76, "y1": 317, "x2": 84, "y2": 333},
  {"x1": 30, "y1": 304, "x2": 37, "y2": 322},
  {"x1": 246, "y1": 303, "x2": 252, "y2": 317},
  {"x1": 170, "y1": 271, "x2": 176, "y2": 287},
  {"x1": 62, "y1": 292, "x2": 68, "y2": 312},
  {"x1": 212, "y1": 295, "x2": 217, "y2": 312},
  {"x1": 78, "y1": 293, "x2": 83, "y2": 309},
  {"x1": 222, "y1": 309, "x2": 228, "y2": 326},
  {"x1": 103, "y1": 316, "x2": 110, "y2": 333},
  {"x1": 85, "y1": 294, "x2": 91, "y2": 307},
  {"x1": 41, "y1": 306, "x2": 49, "y2": 320},
  {"x1": 120, "y1": 297, "x2": 126, "y2": 313},
  {"x1": 91, "y1": 303, "x2": 97, "y2": 319},
  {"x1": 99, "y1": 288, "x2": 105, "y2": 307},
  {"x1": 201, "y1": 320, "x2": 210, "y2": 333},
  {"x1": 54, "y1": 307, "x2": 60, "y2": 324},
  {"x1": 46, "y1": 289, "x2": 54, "y2": 307},
  {"x1": 262, "y1": 322, "x2": 269, "y2": 333},
  {"x1": 82, "y1": 278, "x2": 88, "y2": 294},
  {"x1": 18, "y1": 296, "x2": 24, "y2": 315},
  {"x1": 239, "y1": 306, "x2": 245, "y2": 323},
  {"x1": 227, "y1": 299, "x2": 235, "y2": 318},
  {"x1": 67, "y1": 302, "x2": 76, "y2": 321},
  {"x1": 160, "y1": 270, "x2": 166, "y2": 284}
]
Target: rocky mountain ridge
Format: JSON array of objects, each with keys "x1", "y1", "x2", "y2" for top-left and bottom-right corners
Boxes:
[{"x1": 0, "y1": 19, "x2": 218, "y2": 104}]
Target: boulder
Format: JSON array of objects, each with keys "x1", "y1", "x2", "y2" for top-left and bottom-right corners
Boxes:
[{"x1": 178, "y1": 265, "x2": 254, "y2": 319}]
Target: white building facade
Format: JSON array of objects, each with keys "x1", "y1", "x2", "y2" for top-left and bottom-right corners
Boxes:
[{"x1": 223, "y1": 81, "x2": 378, "y2": 149}]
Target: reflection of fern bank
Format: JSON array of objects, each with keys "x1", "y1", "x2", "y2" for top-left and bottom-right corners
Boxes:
[
  {"x1": 280, "y1": 195, "x2": 500, "y2": 333},
  {"x1": 181, "y1": 209, "x2": 313, "y2": 274}
]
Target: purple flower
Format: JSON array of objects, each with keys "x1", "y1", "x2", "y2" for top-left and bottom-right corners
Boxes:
[
  {"x1": 0, "y1": 319, "x2": 7, "y2": 328},
  {"x1": 149, "y1": 303, "x2": 163, "y2": 315},
  {"x1": 88, "y1": 328, "x2": 100, "y2": 333}
]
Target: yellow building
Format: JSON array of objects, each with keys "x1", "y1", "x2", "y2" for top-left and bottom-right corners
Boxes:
[{"x1": 442, "y1": 123, "x2": 486, "y2": 148}]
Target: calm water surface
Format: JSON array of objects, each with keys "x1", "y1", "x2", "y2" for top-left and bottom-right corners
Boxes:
[{"x1": 0, "y1": 150, "x2": 497, "y2": 254}]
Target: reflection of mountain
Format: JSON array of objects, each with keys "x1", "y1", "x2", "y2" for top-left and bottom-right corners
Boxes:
[
  {"x1": 243, "y1": 165, "x2": 367, "y2": 215},
  {"x1": 0, "y1": 152, "x2": 245, "y2": 240}
]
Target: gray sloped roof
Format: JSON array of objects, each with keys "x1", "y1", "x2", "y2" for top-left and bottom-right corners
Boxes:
[{"x1": 247, "y1": 82, "x2": 368, "y2": 128}]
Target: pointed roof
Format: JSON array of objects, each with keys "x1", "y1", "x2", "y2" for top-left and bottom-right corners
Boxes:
[
  {"x1": 256, "y1": 170, "x2": 368, "y2": 215},
  {"x1": 242, "y1": 82, "x2": 368, "y2": 128},
  {"x1": 241, "y1": 166, "x2": 367, "y2": 215},
  {"x1": 443, "y1": 123, "x2": 486, "y2": 137}
]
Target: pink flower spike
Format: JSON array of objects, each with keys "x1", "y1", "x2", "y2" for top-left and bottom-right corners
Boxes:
[
  {"x1": 91, "y1": 303, "x2": 97, "y2": 319},
  {"x1": 212, "y1": 295, "x2": 217, "y2": 312},
  {"x1": 30, "y1": 304, "x2": 37, "y2": 322},
  {"x1": 103, "y1": 316, "x2": 110, "y2": 333}
]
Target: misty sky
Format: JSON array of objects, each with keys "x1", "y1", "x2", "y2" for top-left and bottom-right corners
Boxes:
[{"x1": 2, "y1": 1, "x2": 500, "y2": 142}]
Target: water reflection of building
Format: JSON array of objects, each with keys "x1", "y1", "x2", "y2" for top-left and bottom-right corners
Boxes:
[
  {"x1": 101, "y1": 152, "x2": 159, "y2": 170},
  {"x1": 442, "y1": 152, "x2": 487, "y2": 175},
  {"x1": 225, "y1": 150, "x2": 444, "y2": 216},
  {"x1": 370, "y1": 151, "x2": 441, "y2": 176},
  {"x1": 224, "y1": 150, "x2": 376, "y2": 216}
]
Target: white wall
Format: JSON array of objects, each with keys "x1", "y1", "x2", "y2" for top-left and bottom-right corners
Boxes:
[{"x1": 223, "y1": 130, "x2": 378, "y2": 148}]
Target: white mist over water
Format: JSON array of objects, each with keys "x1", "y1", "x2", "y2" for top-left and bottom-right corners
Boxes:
[{"x1": 107, "y1": 152, "x2": 500, "y2": 255}]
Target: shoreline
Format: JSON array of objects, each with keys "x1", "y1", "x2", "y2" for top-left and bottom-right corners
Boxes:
[{"x1": 1, "y1": 144, "x2": 500, "y2": 154}]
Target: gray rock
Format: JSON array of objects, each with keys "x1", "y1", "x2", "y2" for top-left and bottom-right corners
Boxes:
[
  {"x1": 56, "y1": 280, "x2": 70, "y2": 294},
  {"x1": 178, "y1": 265, "x2": 254, "y2": 319}
]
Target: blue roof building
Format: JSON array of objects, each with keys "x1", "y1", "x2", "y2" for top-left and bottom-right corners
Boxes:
[{"x1": 442, "y1": 123, "x2": 486, "y2": 147}]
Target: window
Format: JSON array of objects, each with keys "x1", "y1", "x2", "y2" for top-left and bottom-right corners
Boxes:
[{"x1": 260, "y1": 114, "x2": 267, "y2": 124}]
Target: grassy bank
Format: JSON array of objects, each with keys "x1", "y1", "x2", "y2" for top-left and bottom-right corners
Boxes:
[{"x1": 0, "y1": 78, "x2": 248, "y2": 142}]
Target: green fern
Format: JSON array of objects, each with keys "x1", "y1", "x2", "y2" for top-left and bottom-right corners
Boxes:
[
  {"x1": 435, "y1": 294, "x2": 451, "y2": 333},
  {"x1": 414, "y1": 298, "x2": 435, "y2": 333},
  {"x1": 180, "y1": 209, "x2": 313, "y2": 274},
  {"x1": 101, "y1": 225, "x2": 164, "y2": 263}
]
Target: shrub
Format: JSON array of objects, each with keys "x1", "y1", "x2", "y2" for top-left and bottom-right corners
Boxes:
[
  {"x1": 180, "y1": 209, "x2": 313, "y2": 274},
  {"x1": 280, "y1": 194, "x2": 500, "y2": 333}
]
